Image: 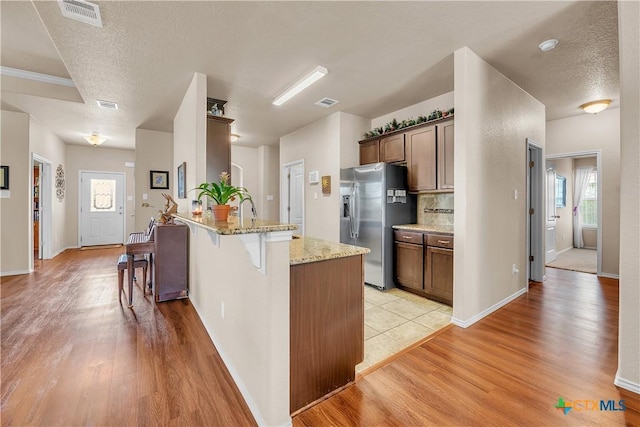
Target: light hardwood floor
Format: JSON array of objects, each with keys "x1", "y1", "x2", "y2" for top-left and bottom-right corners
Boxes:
[{"x1": 2, "y1": 248, "x2": 638, "y2": 426}]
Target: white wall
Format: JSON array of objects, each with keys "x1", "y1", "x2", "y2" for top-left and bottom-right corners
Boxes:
[
  {"x1": 135, "y1": 129, "x2": 173, "y2": 230},
  {"x1": 340, "y1": 112, "x2": 370, "y2": 169},
  {"x1": 280, "y1": 112, "x2": 342, "y2": 241},
  {"x1": 258, "y1": 145, "x2": 280, "y2": 221},
  {"x1": 173, "y1": 72, "x2": 207, "y2": 213},
  {"x1": 0, "y1": 111, "x2": 31, "y2": 275},
  {"x1": 231, "y1": 145, "x2": 259, "y2": 218},
  {"x1": 65, "y1": 145, "x2": 136, "y2": 246},
  {"x1": 546, "y1": 109, "x2": 620, "y2": 275},
  {"x1": 453, "y1": 47, "x2": 545, "y2": 325},
  {"x1": 616, "y1": 0, "x2": 640, "y2": 393},
  {"x1": 371, "y1": 91, "x2": 454, "y2": 129}
]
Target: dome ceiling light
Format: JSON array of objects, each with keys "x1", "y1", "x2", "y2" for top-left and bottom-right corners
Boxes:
[
  {"x1": 580, "y1": 99, "x2": 611, "y2": 114},
  {"x1": 538, "y1": 39, "x2": 559, "y2": 52}
]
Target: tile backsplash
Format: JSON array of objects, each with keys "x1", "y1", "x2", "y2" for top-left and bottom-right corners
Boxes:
[{"x1": 417, "y1": 193, "x2": 454, "y2": 226}]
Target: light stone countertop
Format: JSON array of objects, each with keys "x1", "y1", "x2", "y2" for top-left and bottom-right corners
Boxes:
[
  {"x1": 393, "y1": 223, "x2": 454, "y2": 235},
  {"x1": 173, "y1": 212, "x2": 298, "y2": 235},
  {"x1": 289, "y1": 236, "x2": 370, "y2": 266}
]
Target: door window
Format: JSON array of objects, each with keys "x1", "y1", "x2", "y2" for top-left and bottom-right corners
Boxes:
[{"x1": 90, "y1": 179, "x2": 116, "y2": 212}]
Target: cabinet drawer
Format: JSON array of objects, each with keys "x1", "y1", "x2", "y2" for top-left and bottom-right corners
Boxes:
[
  {"x1": 425, "y1": 234, "x2": 454, "y2": 249},
  {"x1": 394, "y1": 230, "x2": 424, "y2": 244}
]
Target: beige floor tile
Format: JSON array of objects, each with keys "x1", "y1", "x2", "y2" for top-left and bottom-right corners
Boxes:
[
  {"x1": 364, "y1": 301, "x2": 375, "y2": 311},
  {"x1": 382, "y1": 321, "x2": 435, "y2": 348},
  {"x1": 364, "y1": 324, "x2": 380, "y2": 340},
  {"x1": 357, "y1": 333, "x2": 405, "y2": 373},
  {"x1": 413, "y1": 310, "x2": 452, "y2": 330},
  {"x1": 438, "y1": 305, "x2": 453, "y2": 315},
  {"x1": 364, "y1": 307, "x2": 407, "y2": 333},
  {"x1": 364, "y1": 286, "x2": 400, "y2": 306},
  {"x1": 397, "y1": 291, "x2": 444, "y2": 310},
  {"x1": 381, "y1": 298, "x2": 432, "y2": 320},
  {"x1": 385, "y1": 288, "x2": 408, "y2": 298}
]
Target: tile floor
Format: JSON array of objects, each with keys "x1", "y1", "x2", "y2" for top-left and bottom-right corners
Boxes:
[{"x1": 356, "y1": 285, "x2": 452, "y2": 373}]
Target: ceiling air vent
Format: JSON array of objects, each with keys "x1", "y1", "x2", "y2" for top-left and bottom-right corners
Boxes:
[
  {"x1": 96, "y1": 100, "x2": 118, "y2": 110},
  {"x1": 315, "y1": 97, "x2": 340, "y2": 108},
  {"x1": 58, "y1": 0, "x2": 102, "y2": 28}
]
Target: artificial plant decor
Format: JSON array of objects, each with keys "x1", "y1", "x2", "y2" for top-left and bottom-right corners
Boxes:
[
  {"x1": 362, "y1": 107, "x2": 454, "y2": 139},
  {"x1": 194, "y1": 172, "x2": 252, "y2": 221}
]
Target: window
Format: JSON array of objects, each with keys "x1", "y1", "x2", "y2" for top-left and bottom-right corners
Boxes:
[
  {"x1": 555, "y1": 175, "x2": 566, "y2": 207},
  {"x1": 90, "y1": 179, "x2": 116, "y2": 212},
  {"x1": 580, "y1": 170, "x2": 597, "y2": 226}
]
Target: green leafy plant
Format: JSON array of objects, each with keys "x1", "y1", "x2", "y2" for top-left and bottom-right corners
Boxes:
[{"x1": 194, "y1": 172, "x2": 251, "y2": 205}]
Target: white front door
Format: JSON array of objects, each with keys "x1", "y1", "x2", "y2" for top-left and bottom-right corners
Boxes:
[
  {"x1": 282, "y1": 162, "x2": 304, "y2": 235},
  {"x1": 545, "y1": 168, "x2": 557, "y2": 263},
  {"x1": 80, "y1": 171, "x2": 125, "y2": 246}
]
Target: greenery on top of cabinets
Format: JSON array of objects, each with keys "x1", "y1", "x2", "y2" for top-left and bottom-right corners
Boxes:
[{"x1": 362, "y1": 108, "x2": 454, "y2": 140}]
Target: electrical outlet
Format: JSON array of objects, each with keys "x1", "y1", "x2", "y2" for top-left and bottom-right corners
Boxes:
[{"x1": 221, "y1": 301, "x2": 225, "y2": 319}]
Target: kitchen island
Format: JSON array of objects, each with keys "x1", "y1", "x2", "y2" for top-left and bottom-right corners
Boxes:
[{"x1": 173, "y1": 213, "x2": 368, "y2": 425}]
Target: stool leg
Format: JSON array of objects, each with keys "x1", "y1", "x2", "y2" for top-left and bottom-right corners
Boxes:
[
  {"x1": 118, "y1": 269, "x2": 124, "y2": 300},
  {"x1": 142, "y1": 265, "x2": 148, "y2": 295}
]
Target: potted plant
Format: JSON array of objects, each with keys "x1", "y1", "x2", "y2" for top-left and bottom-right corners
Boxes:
[{"x1": 194, "y1": 172, "x2": 251, "y2": 221}]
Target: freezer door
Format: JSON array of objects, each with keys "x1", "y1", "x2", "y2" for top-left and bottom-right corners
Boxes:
[{"x1": 354, "y1": 163, "x2": 384, "y2": 288}]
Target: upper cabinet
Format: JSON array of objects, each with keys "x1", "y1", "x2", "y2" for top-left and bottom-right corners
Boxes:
[
  {"x1": 359, "y1": 117, "x2": 454, "y2": 192},
  {"x1": 206, "y1": 115, "x2": 234, "y2": 183},
  {"x1": 380, "y1": 133, "x2": 405, "y2": 163}
]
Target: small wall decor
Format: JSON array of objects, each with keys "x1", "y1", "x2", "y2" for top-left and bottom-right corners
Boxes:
[
  {"x1": 55, "y1": 164, "x2": 65, "y2": 201},
  {"x1": 0, "y1": 166, "x2": 9, "y2": 190},
  {"x1": 308, "y1": 171, "x2": 319, "y2": 185},
  {"x1": 150, "y1": 170, "x2": 169, "y2": 189},
  {"x1": 321, "y1": 175, "x2": 331, "y2": 195},
  {"x1": 177, "y1": 162, "x2": 186, "y2": 199}
]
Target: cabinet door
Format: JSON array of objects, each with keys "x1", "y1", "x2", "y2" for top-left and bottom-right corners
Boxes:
[
  {"x1": 380, "y1": 134, "x2": 405, "y2": 163},
  {"x1": 406, "y1": 125, "x2": 436, "y2": 191},
  {"x1": 395, "y1": 242, "x2": 424, "y2": 290},
  {"x1": 437, "y1": 120, "x2": 454, "y2": 190},
  {"x1": 206, "y1": 116, "x2": 232, "y2": 183},
  {"x1": 359, "y1": 140, "x2": 380, "y2": 165},
  {"x1": 424, "y1": 246, "x2": 453, "y2": 304}
]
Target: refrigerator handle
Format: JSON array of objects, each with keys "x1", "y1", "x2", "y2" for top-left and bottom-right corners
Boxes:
[{"x1": 351, "y1": 183, "x2": 359, "y2": 239}]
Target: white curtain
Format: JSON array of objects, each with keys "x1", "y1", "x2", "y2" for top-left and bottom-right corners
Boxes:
[{"x1": 573, "y1": 167, "x2": 593, "y2": 248}]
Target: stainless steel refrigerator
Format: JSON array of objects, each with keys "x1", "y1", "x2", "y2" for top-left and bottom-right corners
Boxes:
[{"x1": 340, "y1": 162, "x2": 416, "y2": 290}]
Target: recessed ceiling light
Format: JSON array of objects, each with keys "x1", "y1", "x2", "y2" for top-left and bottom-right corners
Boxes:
[
  {"x1": 580, "y1": 99, "x2": 611, "y2": 114},
  {"x1": 96, "y1": 100, "x2": 118, "y2": 109},
  {"x1": 273, "y1": 66, "x2": 328, "y2": 106},
  {"x1": 538, "y1": 39, "x2": 559, "y2": 52},
  {"x1": 230, "y1": 134, "x2": 239, "y2": 143}
]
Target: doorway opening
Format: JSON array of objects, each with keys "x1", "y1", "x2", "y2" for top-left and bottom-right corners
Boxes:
[
  {"x1": 32, "y1": 154, "x2": 52, "y2": 266},
  {"x1": 526, "y1": 139, "x2": 545, "y2": 283},
  {"x1": 281, "y1": 160, "x2": 304, "y2": 235},
  {"x1": 545, "y1": 151, "x2": 601, "y2": 275}
]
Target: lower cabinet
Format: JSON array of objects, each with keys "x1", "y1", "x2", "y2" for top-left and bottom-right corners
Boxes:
[
  {"x1": 394, "y1": 241, "x2": 424, "y2": 290},
  {"x1": 424, "y1": 246, "x2": 453, "y2": 305}
]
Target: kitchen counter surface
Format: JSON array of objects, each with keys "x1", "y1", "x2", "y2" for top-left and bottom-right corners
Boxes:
[
  {"x1": 174, "y1": 212, "x2": 298, "y2": 235},
  {"x1": 393, "y1": 223, "x2": 454, "y2": 235},
  {"x1": 290, "y1": 236, "x2": 370, "y2": 266}
]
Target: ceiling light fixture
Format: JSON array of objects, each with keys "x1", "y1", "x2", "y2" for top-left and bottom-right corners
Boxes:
[
  {"x1": 273, "y1": 66, "x2": 328, "y2": 106},
  {"x1": 580, "y1": 99, "x2": 611, "y2": 114},
  {"x1": 0, "y1": 66, "x2": 75, "y2": 87},
  {"x1": 538, "y1": 39, "x2": 559, "y2": 52},
  {"x1": 230, "y1": 134, "x2": 239, "y2": 143},
  {"x1": 84, "y1": 133, "x2": 106, "y2": 146}
]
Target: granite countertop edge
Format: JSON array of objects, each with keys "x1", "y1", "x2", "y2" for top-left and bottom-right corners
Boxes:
[
  {"x1": 173, "y1": 213, "x2": 298, "y2": 235},
  {"x1": 290, "y1": 236, "x2": 370, "y2": 266},
  {"x1": 392, "y1": 224, "x2": 454, "y2": 235}
]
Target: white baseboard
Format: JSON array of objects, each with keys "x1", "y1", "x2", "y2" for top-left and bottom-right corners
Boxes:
[
  {"x1": 614, "y1": 372, "x2": 640, "y2": 394},
  {"x1": 556, "y1": 247, "x2": 573, "y2": 255},
  {"x1": 51, "y1": 246, "x2": 76, "y2": 258},
  {"x1": 0, "y1": 269, "x2": 33, "y2": 277},
  {"x1": 452, "y1": 287, "x2": 528, "y2": 328},
  {"x1": 599, "y1": 272, "x2": 620, "y2": 279}
]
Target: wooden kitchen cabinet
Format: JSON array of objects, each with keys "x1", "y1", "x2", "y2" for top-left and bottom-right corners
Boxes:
[
  {"x1": 206, "y1": 115, "x2": 233, "y2": 184},
  {"x1": 424, "y1": 235, "x2": 453, "y2": 305},
  {"x1": 437, "y1": 119, "x2": 455, "y2": 190},
  {"x1": 406, "y1": 125, "x2": 437, "y2": 191},
  {"x1": 380, "y1": 133, "x2": 405, "y2": 163},
  {"x1": 394, "y1": 231, "x2": 424, "y2": 290},
  {"x1": 359, "y1": 139, "x2": 380, "y2": 165}
]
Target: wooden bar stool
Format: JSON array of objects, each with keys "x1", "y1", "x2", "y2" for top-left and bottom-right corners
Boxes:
[{"x1": 117, "y1": 254, "x2": 149, "y2": 302}]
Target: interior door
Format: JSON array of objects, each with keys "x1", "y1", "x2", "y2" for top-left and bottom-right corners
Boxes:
[
  {"x1": 545, "y1": 168, "x2": 557, "y2": 263},
  {"x1": 80, "y1": 171, "x2": 125, "y2": 246},
  {"x1": 284, "y1": 163, "x2": 304, "y2": 235}
]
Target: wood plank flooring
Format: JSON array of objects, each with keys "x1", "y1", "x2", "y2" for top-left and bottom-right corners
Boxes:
[
  {"x1": 294, "y1": 268, "x2": 640, "y2": 426},
  {"x1": 2, "y1": 249, "x2": 638, "y2": 426},
  {"x1": 1, "y1": 248, "x2": 256, "y2": 426}
]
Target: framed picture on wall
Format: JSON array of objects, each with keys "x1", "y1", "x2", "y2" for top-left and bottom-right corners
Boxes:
[
  {"x1": 0, "y1": 166, "x2": 9, "y2": 190},
  {"x1": 150, "y1": 170, "x2": 169, "y2": 189},
  {"x1": 177, "y1": 162, "x2": 186, "y2": 198}
]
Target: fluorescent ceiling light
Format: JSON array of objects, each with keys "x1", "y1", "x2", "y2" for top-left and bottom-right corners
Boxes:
[
  {"x1": 273, "y1": 66, "x2": 328, "y2": 106},
  {"x1": 84, "y1": 134, "x2": 106, "y2": 146},
  {"x1": 580, "y1": 99, "x2": 611, "y2": 114},
  {"x1": 0, "y1": 66, "x2": 75, "y2": 87}
]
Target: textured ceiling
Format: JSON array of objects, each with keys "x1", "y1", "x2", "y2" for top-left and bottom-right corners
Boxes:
[{"x1": 0, "y1": 1, "x2": 619, "y2": 150}]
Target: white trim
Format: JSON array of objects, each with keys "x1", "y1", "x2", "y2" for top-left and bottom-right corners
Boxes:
[
  {"x1": 556, "y1": 246, "x2": 573, "y2": 256},
  {"x1": 1, "y1": 66, "x2": 75, "y2": 87},
  {"x1": 280, "y1": 160, "x2": 305, "y2": 234},
  {"x1": 32, "y1": 154, "x2": 53, "y2": 262},
  {"x1": 451, "y1": 287, "x2": 528, "y2": 328},
  {"x1": 0, "y1": 269, "x2": 33, "y2": 277},
  {"x1": 598, "y1": 272, "x2": 620, "y2": 279},
  {"x1": 614, "y1": 372, "x2": 640, "y2": 394},
  {"x1": 526, "y1": 139, "x2": 545, "y2": 283},
  {"x1": 546, "y1": 150, "x2": 602, "y2": 276}
]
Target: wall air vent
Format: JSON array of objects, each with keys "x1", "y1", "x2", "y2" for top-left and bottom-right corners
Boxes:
[
  {"x1": 58, "y1": 0, "x2": 102, "y2": 28},
  {"x1": 96, "y1": 100, "x2": 118, "y2": 110},
  {"x1": 314, "y1": 97, "x2": 340, "y2": 108}
]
